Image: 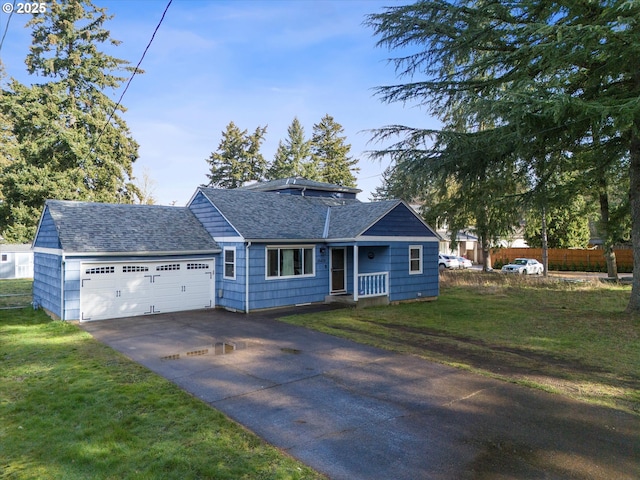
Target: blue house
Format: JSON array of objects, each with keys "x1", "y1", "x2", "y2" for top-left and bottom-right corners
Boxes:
[{"x1": 32, "y1": 178, "x2": 440, "y2": 321}]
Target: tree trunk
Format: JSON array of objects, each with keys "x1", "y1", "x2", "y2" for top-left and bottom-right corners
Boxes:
[
  {"x1": 598, "y1": 178, "x2": 618, "y2": 280},
  {"x1": 480, "y1": 232, "x2": 492, "y2": 271},
  {"x1": 626, "y1": 129, "x2": 640, "y2": 312},
  {"x1": 541, "y1": 205, "x2": 549, "y2": 277}
]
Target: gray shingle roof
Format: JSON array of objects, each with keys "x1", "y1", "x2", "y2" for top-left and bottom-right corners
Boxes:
[
  {"x1": 45, "y1": 200, "x2": 220, "y2": 254},
  {"x1": 327, "y1": 200, "x2": 402, "y2": 238},
  {"x1": 198, "y1": 187, "x2": 403, "y2": 240},
  {"x1": 239, "y1": 177, "x2": 361, "y2": 194},
  {"x1": 198, "y1": 188, "x2": 329, "y2": 239}
]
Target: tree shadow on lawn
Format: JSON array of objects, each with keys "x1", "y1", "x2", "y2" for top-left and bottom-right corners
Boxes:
[{"x1": 333, "y1": 320, "x2": 640, "y2": 415}]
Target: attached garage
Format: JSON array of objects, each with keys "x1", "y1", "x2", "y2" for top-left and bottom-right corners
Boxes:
[
  {"x1": 80, "y1": 259, "x2": 215, "y2": 321},
  {"x1": 32, "y1": 200, "x2": 221, "y2": 321}
]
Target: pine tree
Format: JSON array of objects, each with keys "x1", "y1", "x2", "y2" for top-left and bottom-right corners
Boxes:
[
  {"x1": 0, "y1": 0, "x2": 139, "y2": 243},
  {"x1": 205, "y1": 122, "x2": 267, "y2": 188},
  {"x1": 366, "y1": 1, "x2": 640, "y2": 309},
  {"x1": 267, "y1": 117, "x2": 310, "y2": 180},
  {"x1": 310, "y1": 114, "x2": 359, "y2": 187}
]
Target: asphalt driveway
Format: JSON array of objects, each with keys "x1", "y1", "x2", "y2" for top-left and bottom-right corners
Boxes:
[{"x1": 81, "y1": 307, "x2": 640, "y2": 480}]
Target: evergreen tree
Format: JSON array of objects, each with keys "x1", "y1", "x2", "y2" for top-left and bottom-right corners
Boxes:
[
  {"x1": 266, "y1": 117, "x2": 310, "y2": 180},
  {"x1": 524, "y1": 198, "x2": 592, "y2": 249},
  {"x1": 205, "y1": 121, "x2": 267, "y2": 188},
  {"x1": 0, "y1": 0, "x2": 139, "y2": 243},
  {"x1": 311, "y1": 114, "x2": 359, "y2": 187},
  {"x1": 366, "y1": 1, "x2": 640, "y2": 310}
]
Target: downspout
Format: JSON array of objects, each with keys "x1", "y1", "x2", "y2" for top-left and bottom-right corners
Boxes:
[
  {"x1": 60, "y1": 255, "x2": 65, "y2": 320},
  {"x1": 245, "y1": 242, "x2": 251, "y2": 313},
  {"x1": 353, "y1": 244, "x2": 359, "y2": 302}
]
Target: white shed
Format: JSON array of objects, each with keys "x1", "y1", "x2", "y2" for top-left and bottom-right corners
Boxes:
[{"x1": 0, "y1": 244, "x2": 34, "y2": 279}]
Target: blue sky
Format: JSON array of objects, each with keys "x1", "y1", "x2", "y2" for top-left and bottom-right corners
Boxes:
[{"x1": 1, "y1": 0, "x2": 438, "y2": 205}]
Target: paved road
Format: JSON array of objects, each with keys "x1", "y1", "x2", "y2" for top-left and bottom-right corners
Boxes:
[{"x1": 81, "y1": 307, "x2": 640, "y2": 480}]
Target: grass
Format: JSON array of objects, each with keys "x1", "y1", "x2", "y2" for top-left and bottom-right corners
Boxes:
[
  {"x1": 0, "y1": 301, "x2": 324, "y2": 479},
  {"x1": 0, "y1": 278, "x2": 32, "y2": 308},
  {"x1": 282, "y1": 271, "x2": 640, "y2": 415}
]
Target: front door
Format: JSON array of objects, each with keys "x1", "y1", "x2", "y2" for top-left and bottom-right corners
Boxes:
[{"x1": 330, "y1": 248, "x2": 346, "y2": 293}]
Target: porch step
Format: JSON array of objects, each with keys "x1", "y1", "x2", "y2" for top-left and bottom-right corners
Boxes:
[{"x1": 325, "y1": 294, "x2": 355, "y2": 305}]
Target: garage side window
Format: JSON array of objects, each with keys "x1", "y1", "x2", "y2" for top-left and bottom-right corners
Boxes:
[
  {"x1": 224, "y1": 247, "x2": 236, "y2": 280},
  {"x1": 85, "y1": 266, "x2": 115, "y2": 275},
  {"x1": 123, "y1": 265, "x2": 149, "y2": 273},
  {"x1": 409, "y1": 245, "x2": 423, "y2": 274}
]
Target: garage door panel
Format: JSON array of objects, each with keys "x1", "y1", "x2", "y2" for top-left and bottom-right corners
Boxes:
[
  {"x1": 153, "y1": 262, "x2": 214, "y2": 313},
  {"x1": 80, "y1": 260, "x2": 215, "y2": 321}
]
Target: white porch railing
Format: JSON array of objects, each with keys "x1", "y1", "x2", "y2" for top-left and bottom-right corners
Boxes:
[{"x1": 357, "y1": 272, "x2": 388, "y2": 298}]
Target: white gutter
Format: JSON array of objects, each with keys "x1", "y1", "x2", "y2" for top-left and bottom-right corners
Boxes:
[
  {"x1": 245, "y1": 241, "x2": 251, "y2": 313},
  {"x1": 52, "y1": 249, "x2": 222, "y2": 257}
]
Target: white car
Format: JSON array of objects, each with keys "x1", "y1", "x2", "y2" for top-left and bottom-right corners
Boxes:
[
  {"x1": 501, "y1": 258, "x2": 544, "y2": 275},
  {"x1": 438, "y1": 254, "x2": 460, "y2": 270},
  {"x1": 455, "y1": 256, "x2": 473, "y2": 269}
]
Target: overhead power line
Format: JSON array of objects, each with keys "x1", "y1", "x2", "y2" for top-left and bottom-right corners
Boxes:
[
  {"x1": 0, "y1": 1, "x2": 17, "y2": 59},
  {"x1": 93, "y1": 0, "x2": 173, "y2": 147}
]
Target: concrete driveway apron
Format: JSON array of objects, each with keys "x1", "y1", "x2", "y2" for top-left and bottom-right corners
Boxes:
[{"x1": 81, "y1": 307, "x2": 640, "y2": 480}]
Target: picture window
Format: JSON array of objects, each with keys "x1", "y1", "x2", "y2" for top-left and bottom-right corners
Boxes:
[{"x1": 266, "y1": 246, "x2": 314, "y2": 278}]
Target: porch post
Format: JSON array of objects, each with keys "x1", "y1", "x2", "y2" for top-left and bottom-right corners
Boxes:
[{"x1": 353, "y1": 244, "x2": 359, "y2": 302}]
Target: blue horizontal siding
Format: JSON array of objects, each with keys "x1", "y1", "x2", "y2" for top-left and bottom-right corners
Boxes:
[
  {"x1": 33, "y1": 252, "x2": 62, "y2": 317},
  {"x1": 247, "y1": 243, "x2": 329, "y2": 310},
  {"x1": 387, "y1": 242, "x2": 439, "y2": 301},
  {"x1": 362, "y1": 204, "x2": 437, "y2": 237},
  {"x1": 358, "y1": 246, "x2": 388, "y2": 274},
  {"x1": 189, "y1": 191, "x2": 239, "y2": 238},
  {"x1": 34, "y1": 208, "x2": 62, "y2": 249},
  {"x1": 215, "y1": 241, "x2": 245, "y2": 311}
]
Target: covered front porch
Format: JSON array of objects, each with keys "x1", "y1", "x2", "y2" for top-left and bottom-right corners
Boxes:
[{"x1": 325, "y1": 244, "x2": 390, "y2": 307}]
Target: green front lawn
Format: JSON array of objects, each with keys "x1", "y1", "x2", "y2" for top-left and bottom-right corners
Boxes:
[
  {"x1": 0, "y1": 278, "x2": 32, "y2": 308},
  {"x1": 0, "y1": 307, "x2": 324, "y2": 480},
  {"x1": 283, "y1": 273, "x2": 640, "y2": 415}
]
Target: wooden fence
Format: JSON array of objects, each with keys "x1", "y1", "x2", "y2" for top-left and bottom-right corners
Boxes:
[{"x1": 491, "y1": 248, "x2": 634, "y2": 273}]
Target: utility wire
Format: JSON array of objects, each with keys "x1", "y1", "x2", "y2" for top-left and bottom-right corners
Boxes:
[
  {"x1": 0, "y1": 1, "x2": 17, "y2": 59},
  {"x1": 92, "y1": 0, "x2": 172, "y2": 147}
]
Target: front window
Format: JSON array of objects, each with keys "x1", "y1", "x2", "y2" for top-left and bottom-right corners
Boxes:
[
  {"x1": 267, "y1": 246, "x2": 314, "y2": 278},
  {"x1": 224, "y1": 247, "x2": 236, "y2": 279},
  {"x1": 409, "y1": 245, "x2": 423, "y2": 274}
]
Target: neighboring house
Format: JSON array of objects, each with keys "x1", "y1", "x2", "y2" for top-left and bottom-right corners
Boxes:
[
  {"x1": 0, "y1": 244, "x2": 34, "y2": 279},
  {"x1": 436, "y1": 229, "x2": 480, "y2": 263},
  {"x1": 32, "y1": 178, "x2": 441, "y2": 321}
]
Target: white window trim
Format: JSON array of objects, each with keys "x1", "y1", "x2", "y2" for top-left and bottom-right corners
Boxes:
[
  {"x1": 224, "y1": 247, "x2": 236, "y2": 280},
  {"x1": 265, "y1": 245, "x2": 316, "y2": 280},
  {"x1": 409, "y1": 245, "x2": 423, "y2": 275}
]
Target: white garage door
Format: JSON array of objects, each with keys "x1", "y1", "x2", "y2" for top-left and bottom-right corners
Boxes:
[{"x1": 80, "y1": 260, "x2": 215, "y2": 321}]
